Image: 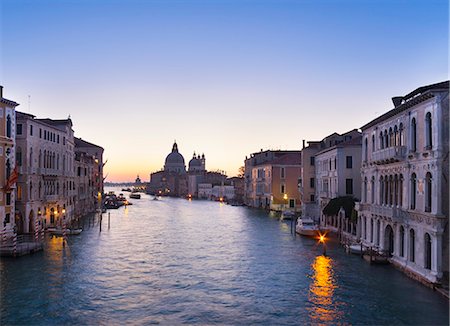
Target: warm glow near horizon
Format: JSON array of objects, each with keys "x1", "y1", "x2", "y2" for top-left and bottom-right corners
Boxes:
[{"x1": 2, "y1": 0, "x2": 447, "y2": 183}]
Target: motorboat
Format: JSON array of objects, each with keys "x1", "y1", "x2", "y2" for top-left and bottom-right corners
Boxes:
[
  {"x1": 295, "y1": 218, "x2": 319, "y2": 236},
  {"x1": 281, "y1": 210, "x2": 296, "y2": 220},
  {"x1": 130, "y1": 193, "x2": 141, "y2": 199}
]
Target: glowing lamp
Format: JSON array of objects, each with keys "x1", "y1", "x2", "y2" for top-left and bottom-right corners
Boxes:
[
  {"x1": 62, "y1": 208, "x2": 66, "y2": 214},
  {"x1": 283, "y1": 194, "x2": 288, "y2": 200}
]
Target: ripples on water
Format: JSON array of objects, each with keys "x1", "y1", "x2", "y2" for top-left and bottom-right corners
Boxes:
[{"x1": 1, "y1": 190, "x2": 448, "y2": 325}]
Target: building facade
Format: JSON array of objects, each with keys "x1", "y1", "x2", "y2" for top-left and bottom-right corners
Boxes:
[
  {"x1": 0, "y1": 86, "x2": 18, "y2": 235},
  {"x1": 316, "y1": 134, "x2": 362, "y2": 226},
  {"x1": 244, "y1": 150, "x2": 302, "y2": 211},
  {"x1": 357, "y1": 81, "x2": 449, "y2": 285},
  {"x1": 15, "y1": 112, "x2": 76, "y2": 232}
]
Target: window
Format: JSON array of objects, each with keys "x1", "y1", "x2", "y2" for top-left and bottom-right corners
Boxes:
[
  {"x1": 346, "y1": 178, "x2": 353, "y2": 195},
  {"x1": 5, "y1": 213, "x2": 10, "y2": 224},
  {"x1": 346, "y1": 156, "x2": 352, "y2": 169},
  {"x1": 425, "y1": 112, "x2": 432, "y2": 149},
  {"x1": 30, "y1": 125, "x2": 33, "y2": 136},
  {"x1": 6, "y1": 115, "x2": 11, "y2": 138},
  {"x1": 17, "y1": 124, "x2": 23, "y2": 135},
  {"x1": 424, "y1": 233, "x2": 432, "y2": 270},
  {"x1": 280, "y1": 184, "x2": 285, "y2": 194},
  {"x1": 372, "y1": 135, "x2": 375, "y2": 153},
  {"x1": 363, "y1": 177, "x2": 368, "y2": 202},
  {"x1": 411, "y1": 118, "x2": 417, "y2": 152},
  {"x1": 364, "y1": 138, "x2": 368, "y2": 161},
  {"x1": 289, "y1": 199, "x2": 295, "y2": 208},
  {"x1": 425, "y1": 172, "x2": 432, "y2": 212},
  {"x1": 410, "y1": 173, "x2": 417, "y2": 210},
  {"x1": 371, "y1": 176, "x2": 375, "y2": 204},
  {"x1": 17, "y1": 185, "x2": 22, "y2": 200},
  {"x1": 400, "y1": 226, "x2": 405, "y2": 257},
  {"x1": 310, "y1": 178, "x2": 315, "y2": 188},
  {"x1": 310, "y1": 156, "x2": 315, "y2": 166},
  {"x1": 298, "y1": 178, "x2": 302, "y2": 187},
  {"x1": 280, "y1": 167, "x2": 285, "y2": 179},
  {"x1": 57, "y1": 135, "x2": 60, "y2": 143},
  {"x1": 409, "y1": 229, "x2": 415, "y2": 262},
  {"x1": 16, "y1": 148, "x2": 22, "y2": 166},
  {"x1": 399, "y1": 123, "x2": 404, "y2": 146},
  {"x1": 6, "y1": 193, "x2": 11, "y2": 205},
  {"x1": 39, "y1": 128, "x2": 42, "y2": 138},
  {"x1": 310, "y1": 194, "x2": 315, "y2": 202}
]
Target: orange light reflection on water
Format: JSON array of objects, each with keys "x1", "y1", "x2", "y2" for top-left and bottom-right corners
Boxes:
[{"x1": 308, "y1": 255, "x2": 343, "y2": 324}]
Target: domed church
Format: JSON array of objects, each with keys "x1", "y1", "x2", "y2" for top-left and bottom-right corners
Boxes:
[{"x1": 164, "y1": 142, "x2": 186, "y2": 174}]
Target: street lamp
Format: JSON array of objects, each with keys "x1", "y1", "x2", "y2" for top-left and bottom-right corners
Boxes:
[
  {"x1": 319, "y1": 232, "x2": 327, "y2": 256},
  {"x1": 283, "y1": 193, "x2": 288, "y2": 212}
]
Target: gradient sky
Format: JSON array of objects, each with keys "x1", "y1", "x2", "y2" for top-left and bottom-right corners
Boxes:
[{"x1": 1, "y1": 0, "x2": 448, "y2": 182}]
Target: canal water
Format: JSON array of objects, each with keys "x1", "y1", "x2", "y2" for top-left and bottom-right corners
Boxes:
[{"x1": 1, "y1": 189, "x2": 448, "y2": 325}]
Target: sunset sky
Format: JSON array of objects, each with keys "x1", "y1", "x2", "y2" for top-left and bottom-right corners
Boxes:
[{"x1": 1, "y1": 0, "x2": 448, "y2": 182}]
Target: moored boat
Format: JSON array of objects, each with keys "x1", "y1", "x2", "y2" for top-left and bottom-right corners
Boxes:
[
  {"x1": 130, "y1": 193, "x2": 141, "y2": 199},
  {"x1": 295, "y1": 218, "x2": 319, "y2": 236}
]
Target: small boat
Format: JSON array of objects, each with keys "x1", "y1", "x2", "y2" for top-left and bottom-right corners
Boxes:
[
  {"x1": 130, "y1": 193, "x2": 141, "y2": 199},
  {"x1": 281, "y1": 210, "x2": 296, "y2": 220},
  {"x1": 153, "y1": 196, "x2": 159, "y2": 201},
  {"x1": 48, "y1": 228, "x2": 82, "y2": 235},
  {"x1": 295, "y1": 218, "x2": 319, "y2": 236}
]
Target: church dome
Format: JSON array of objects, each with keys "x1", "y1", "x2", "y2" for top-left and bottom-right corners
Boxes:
[
  {"x1": 164, "y1": 142, "x2": 186, "y2": 173},
  {"x1": 189, "y1": 153, "x2": 201, "y2": 167}
]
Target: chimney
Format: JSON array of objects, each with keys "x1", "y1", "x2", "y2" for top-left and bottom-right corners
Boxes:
[
  {"x1": 392, "y1": 96, "x2": 403, "y2": 107},
  {"x1": 302, "y1": 139, "x2": 306, "y2": 149},
  {"x1": 0, "y1": 86, "x2": 3, "y2": 98}
]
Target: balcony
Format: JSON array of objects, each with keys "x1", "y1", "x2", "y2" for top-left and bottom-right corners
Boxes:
[
  {"x1": 45, "y1": 194, "x2": 59, "y2": 201},
  {"x1": 369, "y1": 205, "x2": 407, "y2": 223},
  {"x1": 371, "y1": 146, "x2": 407, "y2": 165}
]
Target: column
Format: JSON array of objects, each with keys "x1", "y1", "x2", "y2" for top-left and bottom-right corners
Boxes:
[{"x1": 433, "y1": 232, "x2": 443, "y2": 276}]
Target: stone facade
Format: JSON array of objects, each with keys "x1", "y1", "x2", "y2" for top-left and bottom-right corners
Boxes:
[
  {"x1": 15, "y1": 112, "x2": 76, "y2": 232},
  {"x1": 357, "y1": 81, "x2": 449, "y2": 285},
  {"x1": 0, "y1": 86, "x2": 18, "y2": 235}
]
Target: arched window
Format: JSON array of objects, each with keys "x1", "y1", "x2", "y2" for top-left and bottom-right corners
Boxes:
[
  {"x1": 372, "y1": 134, "x2": 375, "y2": 153},
  {"x1": 364, "y1": 138, "x2": 368, "y2": 161},
  {"x1": 409, "y1": 229, "x2": 415, "y2": 262},
  {"x1": 425, "y1": 172, "x2": 432, "y2": 212},
  {"x1": 364, "y1": 177, "x2": 368, "y2": 202},
  {"x1": 394, "y1": 174, "x2": 398, "y2": 206},
  {"x1": 376, "y1": 220, "x2": 381, "y2": 246},
  {"x1": 389, "y1": 127, "x2": 394, "y2": 147},
  {"x1": 384, "y1": 130, "x2": 389, "y2": 149},
  {"x1": 399, "y1": 123, "x2": 404, "y2": 146},
  {"x1": 379, "y1": 131, "x2": 384, "y2": 150},
  {"x1": 39, "y1": 150, "x2": 42, "y2": 168},
  {"x1": 400, "y1": 226, "x2": 405, "y2": 257},
  {"x1": 410, "y1": 173, "x2": 417, "y2": 209},
  {"x1": 399, "y1": 174, "x2": 404, "y2": 207},
  {"x1": 6, "y1": 115, "x2": 11, "y2": 138},
  {"x1": 371, "y1": 176, "x2": 375, "y2": 204},
  {"x1": 29, "y1": 181, "x2": 33, "y2": 200},
  {"x1": 394, "y1": 125, "x2": 398, "y2": 146},
  {"x1": 380, "y1": 176, "x2": 384, "y2": 205},
  {"x1": 424, "y1": 233, "x2": 432, "y2": 270},
  {"x1": 425, "y1": 112, "x2": 432, "y2": 149},
  {"x1": 370, "y1": 218, "x2": 374, "y2": 242},
  {"x1": 411, "y1": 118, "x2": 417, "y2": 152}
]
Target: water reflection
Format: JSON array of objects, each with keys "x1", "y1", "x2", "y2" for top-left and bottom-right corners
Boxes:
[{"x1": 308, "y1": 255, "x2": 342, "y2": 324}]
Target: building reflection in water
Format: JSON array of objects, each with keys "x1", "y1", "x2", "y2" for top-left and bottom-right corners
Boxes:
[
  {"x1": 46, "y1": 236, "x2": 71, "y2": 301},
  {"x1": 307, "y1": 255, "x2": 343, "y2": 324}
]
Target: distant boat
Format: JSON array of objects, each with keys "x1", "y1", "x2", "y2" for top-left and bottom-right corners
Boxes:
[
  {"x1": 153, "y1": 196, "x2": 159, "y2": 201},
  {"x1": 295, "y1": 218, "x2": 319, "y2": 236},
  {"x1": 281, "y1": 210, "x2": 296, "y2": 220},
  {"x1": 130, "y1": 193, "x2": 141, "y2": 199}
]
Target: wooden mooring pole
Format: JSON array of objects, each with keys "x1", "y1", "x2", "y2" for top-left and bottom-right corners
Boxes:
[{"x1": 108, "y1": 212, "x2": 110, "y2": 229}]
